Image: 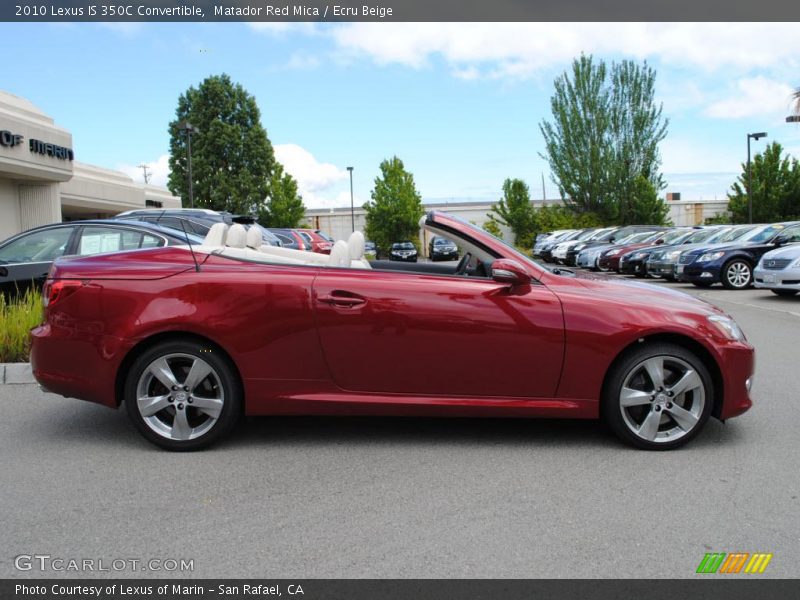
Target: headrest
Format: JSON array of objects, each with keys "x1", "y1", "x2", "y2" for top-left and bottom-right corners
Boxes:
[
  {"x1": 246, "y1": 226, "x2": 262, "y2": 249},
  {"x1": 347, "y1": 231, "x2": 365, "y2": 260},
  {"x1": 328, "y1": 240, "x2": 350, "y2": 267},
  {"x1": 226, "y1": 224, "x2": 247, "y2": 248},
  {"x1": 204, "y1": 223, "x2": 228, "y2": 246}
]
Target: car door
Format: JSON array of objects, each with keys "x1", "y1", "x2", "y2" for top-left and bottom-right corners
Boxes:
[
  {"x1": 0, "y1": 226, "x2": 76, "y2": 298},
  {"x1": 312, "y1": 268, "x2": 565, "y2": 398}
]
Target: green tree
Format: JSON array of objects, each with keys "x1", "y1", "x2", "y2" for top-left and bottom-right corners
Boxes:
[
  {"x1": 727, "y1": 142, "x2": 800, "y2": 223},
  {"x1": 540, "y1": 55, "x2": 668, "y2": 223},
  {"x1": 627, "y1": 176, "x2": 671, "y2": 225},
  {"x1": 363, "y1": 156, "x2": 425, "y2": 253},
  {"x1": 482, "y1": 218, "x2": 503, "y2": 238},
  {"x1": 257, "y1": 164, "x2": 305, "y2": 227},
  {"x1": 168, "y1": 74, "x2": 276, "y2": 214},
  {"x1": 489, "y1": 178, "x2": 536, "y2": 245}
]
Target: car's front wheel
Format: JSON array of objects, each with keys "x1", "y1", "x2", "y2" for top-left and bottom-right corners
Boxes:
[
  {"x1": 603, "y1": 343, "x2": 713, "y2": 450},
  {"x1": 721, "y1": 259, "x2": 753, "y2": 290},
  {"x1": 124, "y1": 339, "x2": 242, "y2": 451}
]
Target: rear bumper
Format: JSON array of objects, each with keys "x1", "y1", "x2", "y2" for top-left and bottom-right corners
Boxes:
[{"x1": 30, "y1": 322, "x2": 131, "y2": 408}]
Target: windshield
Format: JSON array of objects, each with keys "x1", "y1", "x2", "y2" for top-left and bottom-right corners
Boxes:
[
  {"x1": 740, "y1": 224, "x2": 784, "y2": 244},
  {"x1": 687, "y1": 228, "x2": 723, "y2": 243},
  {"x1": 714, "y1": 225, "x2": 755, "y2": 243},
  {"x1": 660, "y1": 229, "x2": 692, "y2": 244},
  {"x1": 574, "y1": 229, "x2": 598, "y2": 241},
  {"x1": 434, "y1": 238, "x2": 454, "y2": 246},
  {"x1": 393, "y1": 242, "x2": 415, "y2": 250},
  {"x1": 594, "y1": 228, "x2": 619, "y2": 242}
]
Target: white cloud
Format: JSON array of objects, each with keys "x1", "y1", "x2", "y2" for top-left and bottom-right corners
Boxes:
[
  {"x1": 247, "y1": 23, "x2": 318, "y2": 36},
  {"x1": 327, "y1": 23, "x2": 800, "y2": 78},
  {"x1": 274, "y1": 144, "x2": 349, "y2": 208},
  {"x1": 284, "y1": 52, "x2": 321, "y2": 70},
  {"x1": 118, "y1": 154, "x2": 170, "y2": 187},
  {"x1": 705, "y1": 77, "x2": 796, "y2": 119}
]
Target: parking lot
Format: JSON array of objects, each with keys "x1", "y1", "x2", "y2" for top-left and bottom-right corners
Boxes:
[{"x1": 2, "y1": 279, "x2": 798, "y2": 579}]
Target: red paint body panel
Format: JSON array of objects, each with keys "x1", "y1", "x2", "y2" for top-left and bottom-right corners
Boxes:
[{"x1": 30, "y1": 211, "x2": 754, "y2": 425}]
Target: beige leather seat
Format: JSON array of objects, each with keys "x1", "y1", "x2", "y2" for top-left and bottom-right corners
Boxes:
[
  {"x1": 204, "y1": 222, "x2": 228, "y2": 247},
  {"x1": 246, "y1": 226, "x2": 327, "y2": 265},
  {"x1": 328, "y1": 240, "x2": 351, "y2": 267},
  {"x1": 347, "y1": 231, "x2": 371, "y2": 269}
]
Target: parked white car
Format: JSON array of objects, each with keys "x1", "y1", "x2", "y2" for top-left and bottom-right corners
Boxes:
[{"x1": 753, "y1": 236, "x2": 800, "y2": 297}]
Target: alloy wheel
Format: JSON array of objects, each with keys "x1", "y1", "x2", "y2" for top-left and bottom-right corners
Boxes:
[
  {"x1": 725, "y1": 261, "x2": 752, "y2": 289},
  {"x1": 618, "y1": 355, "x2": 706, "y2": 444},
  {"x1": 135, "y1": 353, "x2": 225, "y2": 441}
]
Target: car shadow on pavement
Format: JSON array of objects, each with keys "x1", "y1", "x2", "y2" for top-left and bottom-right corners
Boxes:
[{"x1": 21, "y1": 399, "x2": 743, "y2": 452}]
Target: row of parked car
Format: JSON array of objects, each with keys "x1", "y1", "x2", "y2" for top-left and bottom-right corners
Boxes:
[{"x1": 533, "y1": 221, "x2": 800, "y2": 296}]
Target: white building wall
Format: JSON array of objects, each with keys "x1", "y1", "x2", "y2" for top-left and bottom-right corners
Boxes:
[
  {"x1": 18, "y1": 183, "x2": 60, "y2": 231},
  {"x1": 0, "y1": 177, "x2": 21, "y2": 240}
]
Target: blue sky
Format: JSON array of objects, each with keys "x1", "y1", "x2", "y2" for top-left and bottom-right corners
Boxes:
[{"x1": 2, "y1": 22, "x2": 799, "y2": 208}]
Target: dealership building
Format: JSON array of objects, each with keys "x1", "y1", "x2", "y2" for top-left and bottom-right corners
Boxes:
[{"x1": 0, "y1": 91, "x2": 180, "y2": 241}]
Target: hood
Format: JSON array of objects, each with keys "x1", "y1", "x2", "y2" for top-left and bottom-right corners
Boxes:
[
  {"x1": 761, "y1": 244, "x2": 800, "y2": 260},
  {"x1": 548, "y1": 269, "x2": 724, "y2": 316}
]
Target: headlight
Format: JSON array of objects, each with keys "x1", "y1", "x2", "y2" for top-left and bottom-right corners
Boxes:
[
  {"x1": 698, "y1": 251, "x2": 725, "y2": 262},
  {"x1": 632, "y1": 252, "x2": 648, "y2": 259},
  {"x1": 666, "y1": 250, "x2": 682, "y2": 260},
  {"x1": 607, "y1": 249, "x2": 622, "y2": 256},
  {"x1": 574, "y1": 243, "x2": 586, "y2": 251},
  {"x1": 792, "y1": 257, "x2": 800, "y2": 268},
  {"x1": 708, "y1": 315, "x2": 746, "y2": 342}
]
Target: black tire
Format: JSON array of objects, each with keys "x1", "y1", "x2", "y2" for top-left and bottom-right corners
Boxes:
[
  {"x1": 691, "y1": 281, "x2": 713, "y2": 288},
  {"x1": 124, "y1": 339, "x2": 242, "y2": 451},
  {"x1": 721, "y1": 259, "x2": 753, "y2": 290},
  {"x1": 771, "y1": 289, "x2": 798, "y2": 297},
  {"x1": 602, "y1": 343, "x2": 714, "y2": 450}
]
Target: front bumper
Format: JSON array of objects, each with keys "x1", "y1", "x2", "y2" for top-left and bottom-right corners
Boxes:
[
  {"x1": 753, "y1": 266, "x2": 800, "y2": 290},
  {"x1": 619, "y1": 259, "x2": 646, "y2": 275},
  {"x1": 390, "y1": 254, "x2": 418, "y2": 262},
  {"x1": 679, "y1": 262, "x2": 723, "y2": 284},
  {"x1": 715, "y1": 341, "x2": 755, "y2": 420},
  {"x1": 431, "y1": 250, "x2": 458, "y2": 261},
  {"x1": 647, "y1": 261, "x2": 677, "y2": 278}
]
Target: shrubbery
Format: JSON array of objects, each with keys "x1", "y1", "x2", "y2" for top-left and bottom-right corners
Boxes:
[{"x1": 0, "y1": 289, "x2": 42, "y2": 363}]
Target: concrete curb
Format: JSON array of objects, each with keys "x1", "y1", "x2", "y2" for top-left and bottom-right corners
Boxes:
[{"x1": 1, "y1": 363, "x2": 35, "y2": 385}]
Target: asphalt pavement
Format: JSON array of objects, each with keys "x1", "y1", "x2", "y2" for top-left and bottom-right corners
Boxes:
[{"x1": 2, "y1": 280, "x2": 798, "y2": 579}]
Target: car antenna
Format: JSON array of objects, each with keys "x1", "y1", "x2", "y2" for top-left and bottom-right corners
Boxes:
[{"x1": 178, "y1": 218, "x2": 201, "y2": 272}]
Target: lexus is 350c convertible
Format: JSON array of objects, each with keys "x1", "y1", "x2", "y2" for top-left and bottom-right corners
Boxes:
[{"x1": 31, "y1": 212, "x2": 754, "y2": 451}]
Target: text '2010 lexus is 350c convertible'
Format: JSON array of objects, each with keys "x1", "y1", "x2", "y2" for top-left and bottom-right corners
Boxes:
[{"x1": 31, "y1": 212, "x2": 754, "y2": 451}]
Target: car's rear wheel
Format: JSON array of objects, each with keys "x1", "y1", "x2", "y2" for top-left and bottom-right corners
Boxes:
[
  {"x1": 771, "y1": 289, "x2": 798, "y2": 297},
  {"x1": 721, "y1": 259, "x2": 753, "y2": 290},
  {"x1": 603, "y1": 343, "x2": 713, "y2": 450},
  {"x1": 124, "y1": 340, "x2": 242, "y2": 451}
]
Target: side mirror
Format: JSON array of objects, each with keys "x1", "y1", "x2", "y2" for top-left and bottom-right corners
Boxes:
[
  {"x1": 774, "y1": 235, "x2": 789, "y2": 246},
  {"x1": 655, "y1": 239, "x2": 664, "y2": 245},
  {"x1": 492, "y1": 259, "x2": 531, "y2": 286}
]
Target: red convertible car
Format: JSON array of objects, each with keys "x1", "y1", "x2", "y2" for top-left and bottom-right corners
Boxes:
[{"x1": 31, "y1": 212, "x2": 754, "y2": 451}]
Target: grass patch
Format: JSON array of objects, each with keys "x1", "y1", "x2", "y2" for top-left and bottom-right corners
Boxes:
[{"x1": 0, "y1": 289, "x2": 43, "y2": 363}]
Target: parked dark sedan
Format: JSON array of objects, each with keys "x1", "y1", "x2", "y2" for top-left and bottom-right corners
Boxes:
[
  {"x1": 0, "y1": 219, "x2": 203, "y2": 299},
  {"x1": 389, "y1": 241, "x2": 418, "y2": 262},
  {"x1": 429, "y1": 237, "x2": 459, "y2": 261},
  {"x1": 618, "y1": 228, "x2": 698, "y2": 277},
  {"x1": 678, "y1": 222, "x2": 800, "y2": 289}
]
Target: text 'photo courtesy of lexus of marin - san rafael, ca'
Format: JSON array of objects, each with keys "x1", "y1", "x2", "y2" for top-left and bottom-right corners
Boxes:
[{"x1": 30, "y1": 212, "x2": 755, "y2": 451}]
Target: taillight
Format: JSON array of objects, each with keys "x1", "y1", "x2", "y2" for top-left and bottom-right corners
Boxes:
[
  {"x1": 319, "y1": 242, "x2": 332, "y2": 251},
  {"x1": 43, "y1": 280, "x2": 82, "y2": 308}
]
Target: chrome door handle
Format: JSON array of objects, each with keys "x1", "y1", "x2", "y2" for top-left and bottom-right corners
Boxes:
[{"x1": 317, "y1": 293, "x2": 366, "y2": 307}]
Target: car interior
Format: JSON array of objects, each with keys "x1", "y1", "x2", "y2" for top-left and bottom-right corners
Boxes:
[{"x1": 194, "y1": 220, "x2": 499, "y2": 278}]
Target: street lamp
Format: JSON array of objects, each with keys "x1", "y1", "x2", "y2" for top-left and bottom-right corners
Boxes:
[
  {"x1": 347, "y1": 166, "x2": 354, "y2": 232},
  {"x1": 178, "y1": 121, "x2": 200, "y2": 208},
  {"x1": 746, "y1": 132, "x2": 767, "y2": 224}
]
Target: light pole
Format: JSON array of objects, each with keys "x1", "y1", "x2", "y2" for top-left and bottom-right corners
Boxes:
[
  {"x1": 347, "y1": 166, "x2": 354, "y2": 232},
  {"x1": 179, "y1": 121, "x2": 200, "y2": 208},
  {"x1": 746, "y1": 132, "x2": 767, "y2": 224}
]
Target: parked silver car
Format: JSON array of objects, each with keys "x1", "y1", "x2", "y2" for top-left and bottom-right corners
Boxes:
[{"x1": 753, "y1": 231, "x2": 800, "y2": 296}]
